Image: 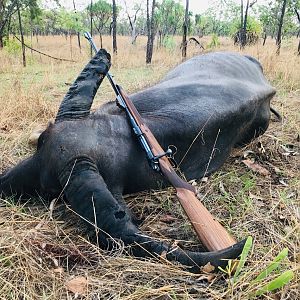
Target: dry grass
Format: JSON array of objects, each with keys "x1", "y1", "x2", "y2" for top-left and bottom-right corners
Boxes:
[{"x1": 0, "y1": 35, "x2": 299, "y2": 299}]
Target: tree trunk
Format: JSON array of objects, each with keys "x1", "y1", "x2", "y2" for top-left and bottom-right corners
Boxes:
[
  {"x1": 99, "y1": 32, "x2": 103, "y2": 48},
  {"x1": 131, "y1": 26, "x2": 137, "y2": 44},
  {"x1": 112, "y1": 0, "x2": 117, "y2": 54},
  {"x1": 7, "y1": 14, "x2": 11, "y2": 41},
  {"x1": 146, "y1": 0, "x2": 156, "y2": 64},
  {"x1": 146, "y1": 0, "x2": 151, "y2": 63},
  {"x1": 295, "y1": 8, "x2": 300, "y2": 55},
  {"x1": 241, "y1": 0, "x2": 249, "y2": 48},
  {"x1": 35, "y1": 29, "x2": 39, "y2": 44},
  {"x1": 17, "y1": 1, "x2": 26, "y2": 67},
  {"x1": 90, "y1": 0, "x2": 93, "y2": 57},
  {"x1": 182, "y1": 0, "x2": 189, "y2": 59},
  {"x1": 0, "y1": 0, "x2": 5, "y2": 49},
  {"x1": 276, "y1": 0, "x2": 288, "y2": 55},
  {"x1": 239, "y1": 0, "x2": 244, "y2": 46},
  {"x1": 262, "y1": 32, "x2": 267, "y2": 46},
  {"x1": 77, "y1": 32, "x2": 81, "y2": 51},
  {"x1": 70, "y1": 33, "x2": 73, "y2": 60},
  {"x1": 30, "y1": 29, "x2": 33, "y2": 55},
  {"x1": 72, "y1": 0, "x2": 81, "y2": 52}
]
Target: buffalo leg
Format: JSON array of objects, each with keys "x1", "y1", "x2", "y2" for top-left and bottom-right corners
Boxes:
[
  {"x1": 59, "y1": 157, "x2": 245, "y2": 271},
  {"x1": 0, "y1": 155, "x2": 41, "y2": 199}
]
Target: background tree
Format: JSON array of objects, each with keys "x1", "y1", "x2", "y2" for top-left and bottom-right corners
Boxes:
[
  {"x1": 88, "y1": 0, "x2": 112, "y2": 48},
  {"x1": 16, "y1": 0, "x2": 25, "y2": 66},
  {"x1": 124, "y1": 1, "x2": 142, "y2": 44},
  {"x1": 0, "y1": 0, "x2": 42, "y2": 49},
  {"x1": 295, "y1": 6, "x2": 300, "y2": 53},
  {"x1": 155, "y1": 0, "x2": 184, "y2": 47},
  {"x1": 181, "y1": 0, "x2": 189, "y2": 58},
  {"x1": 239, "y1": 0, "x2": 257, "y2": 47},
  {"x1": 0, "y1": 0, "x2": 15, "y2": 48},
  {"x1": 72, "y1": 0, "x2": 81, "y2": 51},
  {"x1": 276, "y1": 0, "x2": 288, "y2": 54},
  {"x1": 146, "y1": 0, "x2": 156, "y2": 64},
  {"x1": 56, "y1": 9, "x2": 84, "y2": 58},
  {"x1": 112, "y1": 0, "x2": 117, "y2": 53},
  {"x1": 194, "y1": 1, "x2": 239, "y2": 38},
  {"x1": 0, "y1": 0, "x2": 38, "y2": 49}
]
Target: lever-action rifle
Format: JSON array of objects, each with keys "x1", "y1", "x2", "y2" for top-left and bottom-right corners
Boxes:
[{"x1": 84, "y1": 32, "x2": 238, "y2": 252}]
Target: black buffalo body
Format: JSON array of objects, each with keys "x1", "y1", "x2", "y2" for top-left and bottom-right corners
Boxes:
[{"x1": 0, "y1": 50, "x2": 276, "y2": 271}]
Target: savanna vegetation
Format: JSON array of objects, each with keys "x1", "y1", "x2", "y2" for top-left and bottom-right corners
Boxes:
[{"x1": 0, "y1": 0, "x2": 299, "y2": 299}]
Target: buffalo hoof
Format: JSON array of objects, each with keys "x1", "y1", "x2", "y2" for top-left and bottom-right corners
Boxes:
[
  {"x1": 166, "y1": 239, "x2": 246, "y2": 272},
  {"x1": 124, "y1": 229, "x2": 246, "y2": 273}
]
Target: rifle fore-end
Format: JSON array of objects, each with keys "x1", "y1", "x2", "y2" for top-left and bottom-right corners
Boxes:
[
  {"x1": 158, "y1": 158, "x2": 236, "y2": 251},
  {"x1": 176, "y1": 188, "x2": 237, "y2": 251}
]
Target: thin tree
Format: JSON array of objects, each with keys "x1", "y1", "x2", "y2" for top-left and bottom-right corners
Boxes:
[
  {"x1": 155, "y1": 0, "x2": 185, "y2": 46},
  {"x1": 88, "y1": 0, "x2": 112, "y2": 48},
  {"x1": 124, "y1": 1, "x2": 141, "y2": 44},
  {"x1": 112, "y1": 0, "x2": 117, "y2": 53},
  {"x1": 241, "y1": 0, "x2": 249, "y2": 47},
  {"x1": 240, "y1": 0, "x2": 243, "y2": 45},
  {"x1": 0, "y1": 0, "x2": 7, "y2": 48},
  {"x1": 90, "y1": 0, "x2": 93, "y2": 57},
  {"x1": 276, "y1": 0, "x2": 288, "y2": 54},
  {"x1": 146, "y1": 0, "x2": 156, "y2": 64},
  {"x1": 17, "y1": 0, "x2": 26, "y2": 66},
  {"x1": 182, "y1": 0, "x2": 189, "y2": 58},
  {"x1": 240, "y1": 0, "x2": 257, "y2": 48},
  {"x1": 295, "y1": 7, "x2": 300, "y2": 55},
  {"x1": 72, "y1": 0, "x2": 81, "y2": 52},
  {"x1": 0, "y1": 0, "x2": 18, "y2": 48}
]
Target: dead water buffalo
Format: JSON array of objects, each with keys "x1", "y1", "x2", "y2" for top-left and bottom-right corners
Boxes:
[{"x1": 0, "y1": 50, "x2": 276, "y2": 271}]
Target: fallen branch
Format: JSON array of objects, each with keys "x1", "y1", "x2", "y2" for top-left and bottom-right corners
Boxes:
[
  {"x1": 13, "y1": 35, "x2": 77, "y2": 63},
  {"x1": 188, "y1": 37, "x2": 205, "y2": 50}
]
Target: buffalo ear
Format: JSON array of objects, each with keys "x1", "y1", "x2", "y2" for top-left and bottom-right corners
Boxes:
[
  {"x1": 28, "y1": 119, "x2": 54, "y2": 147},
  {"x1": 0, "y1": 155, "x2": 41, "y2": 199}
]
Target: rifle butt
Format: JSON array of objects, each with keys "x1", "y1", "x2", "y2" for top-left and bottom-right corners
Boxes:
[{"x1": 176, "y1": 188, "x2": 236, "y2": 252}]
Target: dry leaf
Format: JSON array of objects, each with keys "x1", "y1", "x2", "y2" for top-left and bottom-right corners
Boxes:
[
  {"x1": 49, "y1": 198, "x2": 58, "y2": 220},
  {"x1": 197, "y1": 274, "x2": 216, "y2": 282},
  {"x1": 0, "y1": 125, "x2": 8, "y2": 131},
  {"x1": 279, "y1": 178, "x2": 288, "y2": 186},
  {"x1": 157, "y1": 285, "x2": 174, "y2": 292},
  {"x1": 257, "y1": 141, "x2": 266, "y2": 154},
  {"x1": 201, "y1": 177, "x2": 208, "y2": 183},
  {"x1": 51, "y1": 257, "x2": 59, "y2": 267},
  {"x1": 160, "y1": 214, "x2": 177, "y2": 223},
  {"x1": 201, "y1": 262, "x2": 215, "y2": 273},
  {"x1": 219, "y1": 181, "x2": 227, "y2": 195},
  {"x1": 35, "y1": 220, "x2": 46, "y2": 230},
  {"x1": 249, "y1": 192, "x2": 264, "y2": 201},
  {"x1": 189, "y1": 179, "x2": 197, "y2": 186},
  {"x1": 160, "y1": 250, "x2": 167, "y2": 259},
  {"x1": 53, "y1": 267, "x2": 64, "y2": 275},
  {"x1": 242, "y1": 159, "x2": 270, "y2": 176},
  {"x1": 243, "y1": 150, "x2": 255, "y2": 158},
  {"x1": 66, "y1": 276, "x2": 88, "y2": 295}
]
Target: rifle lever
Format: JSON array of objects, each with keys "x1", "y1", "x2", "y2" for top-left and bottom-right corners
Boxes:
[{"x1": 152, "y1": 146, "x2": 178, "y2": 169}]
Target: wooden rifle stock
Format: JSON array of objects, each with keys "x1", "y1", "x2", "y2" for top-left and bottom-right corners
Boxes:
[{"x1": 118, "y1": 87, "x2": 237, "y2": 252}]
